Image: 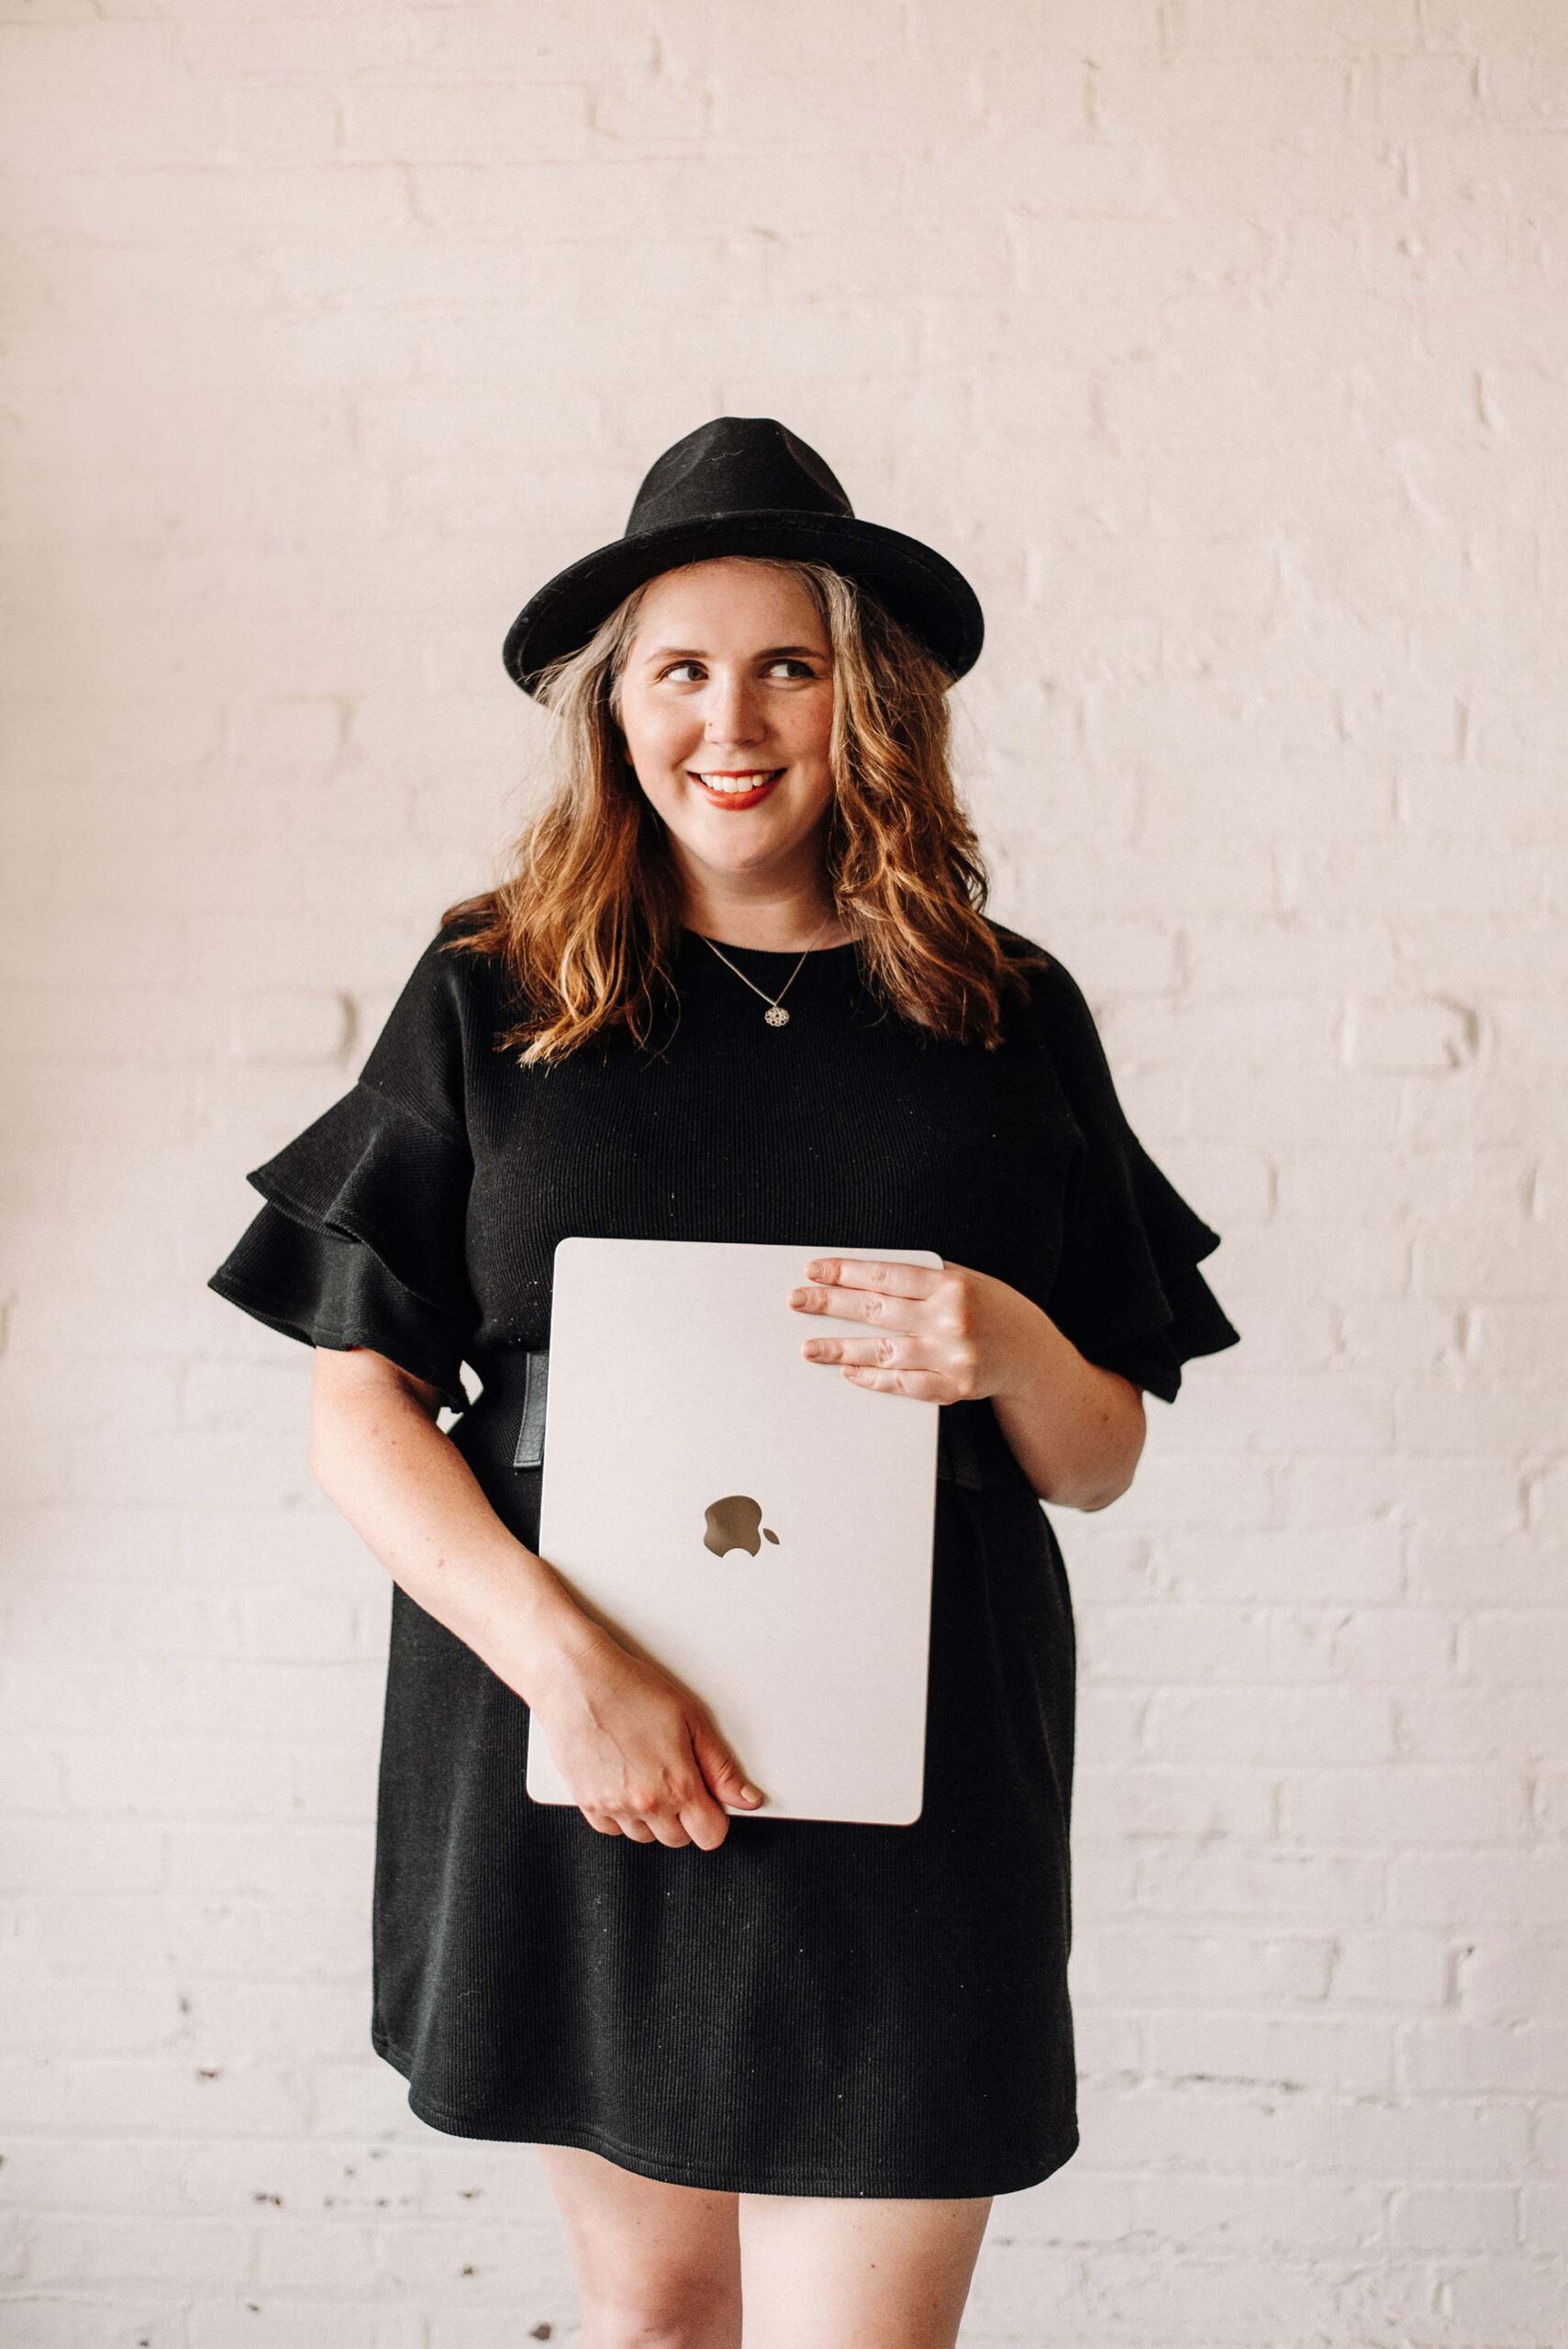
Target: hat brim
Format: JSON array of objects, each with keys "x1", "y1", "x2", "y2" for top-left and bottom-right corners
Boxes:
[{"x1": 502, "y1": 510, "x2": 984, "y2": 696}]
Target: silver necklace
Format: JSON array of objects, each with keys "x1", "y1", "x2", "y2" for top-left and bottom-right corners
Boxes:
[{"x1": 697, "y1": 912, "x2": 838, "y2": 1027}]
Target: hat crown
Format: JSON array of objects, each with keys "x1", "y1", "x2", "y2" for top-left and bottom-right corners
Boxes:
[{"x1": 627, "y1": 416, "x2": 854, "y2": 536}]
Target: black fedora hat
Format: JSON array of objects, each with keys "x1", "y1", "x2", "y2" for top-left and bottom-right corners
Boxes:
[{"x1": 502, "y1": 415, "x2": 984, "y2": 697}]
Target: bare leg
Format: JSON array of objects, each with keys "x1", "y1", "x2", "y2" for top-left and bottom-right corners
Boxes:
[
  {"x1": 534, "y1": 2142, "x2": 743, "y2": 2349},
  {"x1": 738, "y1": 2191, "x2": 994, "y2": 2349}
]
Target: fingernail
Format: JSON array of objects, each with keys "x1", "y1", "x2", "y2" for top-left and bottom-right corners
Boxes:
[{"x1": 740, "y1": 1785, "x2": 762, "y2": 1804}]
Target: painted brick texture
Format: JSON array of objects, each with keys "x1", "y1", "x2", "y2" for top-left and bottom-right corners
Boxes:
[{"x1": 1, "y1": 2, "x2": 1562, "y2": 2342}]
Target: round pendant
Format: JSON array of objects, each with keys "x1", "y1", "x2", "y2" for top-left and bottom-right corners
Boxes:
[{"x1": 764, "y1": 1004, "x2": 790, "y2": 1027}]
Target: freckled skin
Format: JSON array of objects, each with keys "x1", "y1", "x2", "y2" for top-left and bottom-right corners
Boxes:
[{"x1": 616, "y1": 557, "x2": 851, "y2": 949}]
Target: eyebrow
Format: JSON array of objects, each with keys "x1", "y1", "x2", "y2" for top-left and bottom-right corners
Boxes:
[{"x1": 640, "y1": 643, "x2": 828, "y2": 666}]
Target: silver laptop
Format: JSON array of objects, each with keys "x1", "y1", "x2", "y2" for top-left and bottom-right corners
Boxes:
[{"x1": 525, "y1": 1236, "x2": 942, "y2": 1825}]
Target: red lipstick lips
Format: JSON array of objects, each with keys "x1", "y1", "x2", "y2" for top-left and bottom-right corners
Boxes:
[{"x1": 688, "y1": 770, "x2": 784, "y2": 809}]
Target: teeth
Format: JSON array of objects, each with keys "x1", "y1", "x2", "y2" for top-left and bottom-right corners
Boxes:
[{"x1": 695, "y1": 773, "x2": 776, "y2": 794}]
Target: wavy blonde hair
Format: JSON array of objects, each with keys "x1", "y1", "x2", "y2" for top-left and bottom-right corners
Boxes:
[{"x1": 440, "y1": 556, "x2": 1046, "y2": 1063}]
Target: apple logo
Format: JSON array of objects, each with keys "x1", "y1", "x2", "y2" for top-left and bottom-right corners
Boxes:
[{"x1": 704, "y1": 1495, "x2": 781, "y2": 1559}]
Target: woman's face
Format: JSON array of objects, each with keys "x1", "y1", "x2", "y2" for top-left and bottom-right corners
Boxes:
[{"x1": 616, "y1": 558, "x2": 836, "y2": 901}]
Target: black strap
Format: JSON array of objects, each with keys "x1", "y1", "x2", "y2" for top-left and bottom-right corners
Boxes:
[
  {"x1": 511, "y1": 1347, "x2": 550, "y2": 1470},
  {"x1": 511, "y1": 1345, "x2": 983, "y2": 1488}
]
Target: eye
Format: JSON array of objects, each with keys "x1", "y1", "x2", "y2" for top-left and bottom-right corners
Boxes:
[{"x1": 655, "y1": 657, "x2": 823, "y2": 684}]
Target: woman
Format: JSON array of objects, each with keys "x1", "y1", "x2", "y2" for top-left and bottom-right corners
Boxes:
[{"x1": 208, "y1": 416, "x2": 1240, "y2": 2347}]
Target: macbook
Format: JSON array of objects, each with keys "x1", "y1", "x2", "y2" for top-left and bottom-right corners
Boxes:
[{"x1": 524, "y1": 1236, "x2": 943, "y2": 1825}]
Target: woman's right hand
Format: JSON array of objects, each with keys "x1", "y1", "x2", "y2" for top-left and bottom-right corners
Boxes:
[{"x1": 524, "y1": 1620, "x2": 765, "y2": 1850}]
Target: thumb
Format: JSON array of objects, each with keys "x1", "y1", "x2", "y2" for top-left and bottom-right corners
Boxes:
[{"x1": 689, "y1": 1717, "x2": 764, "y2": 1809}]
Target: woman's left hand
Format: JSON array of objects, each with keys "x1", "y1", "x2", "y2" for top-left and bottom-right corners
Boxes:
[{"x1": 786, "y1": 1255, "x2": 1042, "y2": 1407}]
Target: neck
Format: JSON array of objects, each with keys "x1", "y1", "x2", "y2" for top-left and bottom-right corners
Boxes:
[{"x1": 682, "y1": 885, "x2": 850, "y2": 953}]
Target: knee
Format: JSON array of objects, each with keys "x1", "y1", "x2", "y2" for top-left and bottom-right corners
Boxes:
[{"x1": 581, "y1": 2275, "x2": 741, "y2": 2349}]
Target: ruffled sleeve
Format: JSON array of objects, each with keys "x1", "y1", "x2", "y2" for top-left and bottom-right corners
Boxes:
[
  {"x1": 206, "y1": 927, "x2": 479, "y2": 1416},
  {"x1": 1032, "y1": 952, "x2": 1240, "y2": 1406}
]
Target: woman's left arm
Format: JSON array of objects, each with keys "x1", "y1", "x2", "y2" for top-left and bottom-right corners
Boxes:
[{"x1": 788, "y1": 1257, "x2": 1146, "y2": 1513}]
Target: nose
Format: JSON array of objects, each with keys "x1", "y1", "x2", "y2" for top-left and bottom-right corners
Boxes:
[{"x1": 703, "y1": 670, "x2": 767, "y2": 748}]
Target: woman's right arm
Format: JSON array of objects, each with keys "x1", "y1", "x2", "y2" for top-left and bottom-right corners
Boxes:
[{"x1": 306, "y1": 1346, "x2": 763, "y2": 1849}]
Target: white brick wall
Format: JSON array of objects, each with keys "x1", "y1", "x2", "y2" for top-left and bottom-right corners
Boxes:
[{"x1": 2, "y1": 3, "x2": 1562, "y2": 2341}]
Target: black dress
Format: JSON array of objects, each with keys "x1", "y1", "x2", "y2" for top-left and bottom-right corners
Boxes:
[{"x1": 207, "y1": 912, "x2": 1240, "y2": 2199}]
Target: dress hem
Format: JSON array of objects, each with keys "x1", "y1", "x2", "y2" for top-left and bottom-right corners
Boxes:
[{"x1": 371, "y1": 2026, "x2": 1080, "y2": 2200}]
